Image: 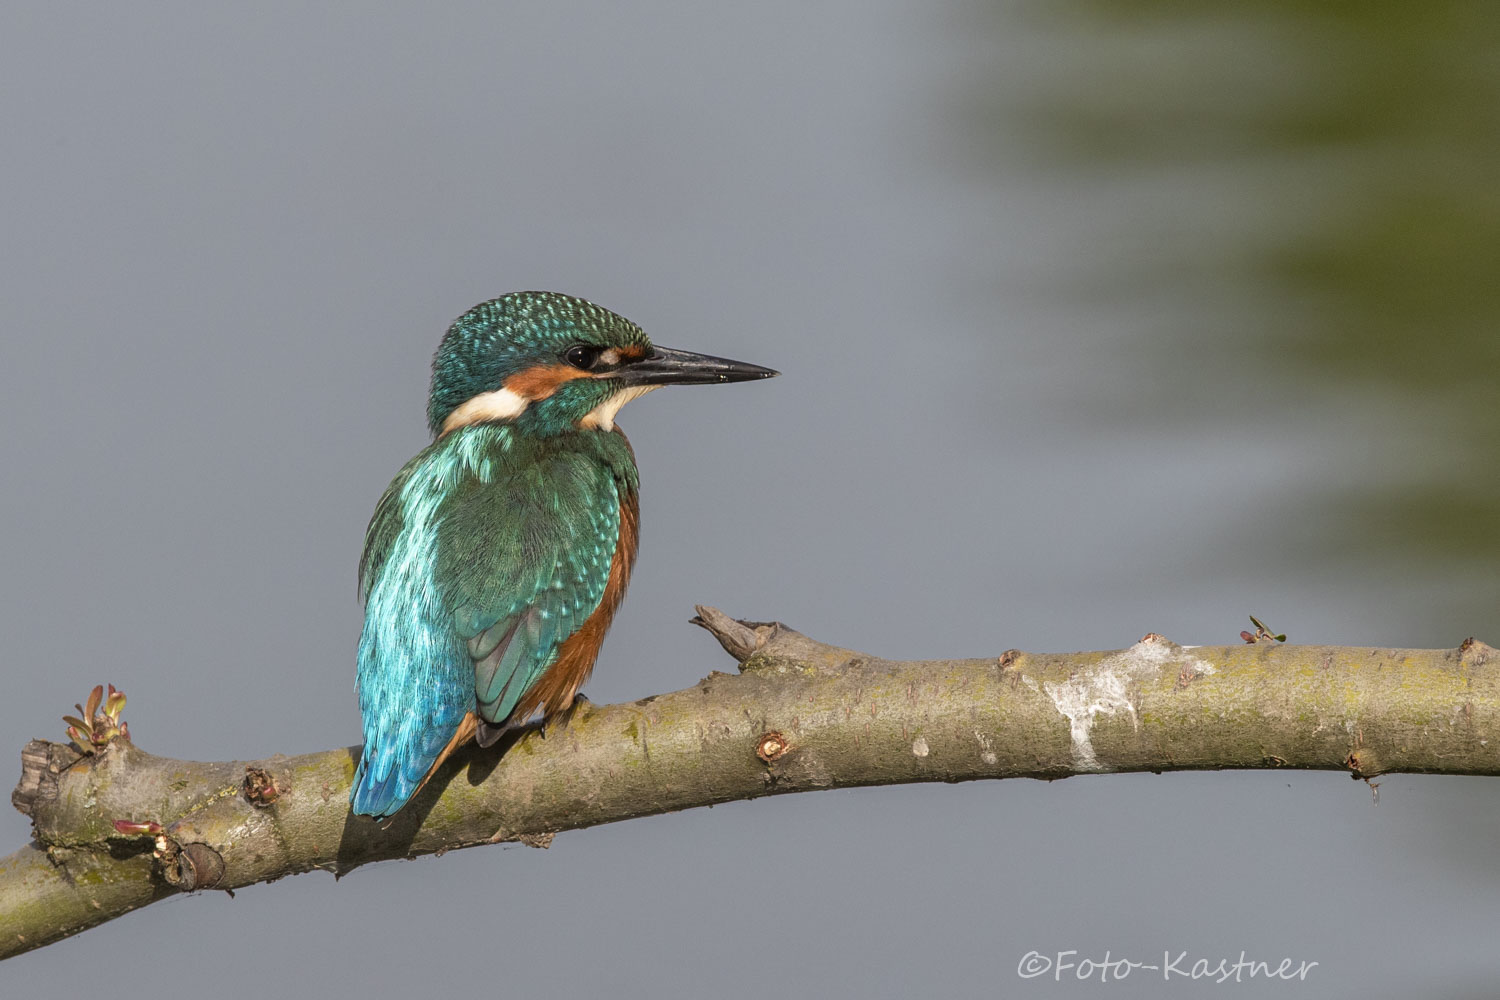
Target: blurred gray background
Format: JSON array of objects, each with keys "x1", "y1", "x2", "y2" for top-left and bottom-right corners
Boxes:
[{"x1": 3, "y1": 2, "x2": 1498, "y2": 997}]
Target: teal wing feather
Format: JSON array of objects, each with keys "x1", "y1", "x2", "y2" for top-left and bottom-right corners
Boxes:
[
  {"x1": 350, "y1": 428, "x2": 628, "y2": 819},
  {"x1": 351, "y1": 442, "x2": 473, "y2": 819},
  {"x1": 438, "y1": 448, "x2": 622, "y2": 728},
  {"x1": 358, "y1": 458, "x2": 414, "y2": 602}
]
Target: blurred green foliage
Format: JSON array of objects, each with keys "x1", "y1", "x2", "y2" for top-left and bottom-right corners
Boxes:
[{"x1": 972, "y1": 0, "x2": 1500, "y2": 622}]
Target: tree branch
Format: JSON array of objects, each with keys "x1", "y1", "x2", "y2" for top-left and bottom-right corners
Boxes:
[{"x1": 4, "y1": 610, "x2": 1498, "y2": 959}]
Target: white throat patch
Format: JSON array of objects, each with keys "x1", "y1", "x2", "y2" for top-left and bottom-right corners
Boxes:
[{"x1": 579, "y1": 385, "x2": 658, "y2": 432}]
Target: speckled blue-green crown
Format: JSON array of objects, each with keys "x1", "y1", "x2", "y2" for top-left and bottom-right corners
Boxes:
[{"x1": 427, "y1": 291, "x2": 651, "y2": 434}]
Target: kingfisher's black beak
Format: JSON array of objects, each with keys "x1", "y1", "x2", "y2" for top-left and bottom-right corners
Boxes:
[{"x1": 613, "y1": 346, "x2": 779, "y2": 387}]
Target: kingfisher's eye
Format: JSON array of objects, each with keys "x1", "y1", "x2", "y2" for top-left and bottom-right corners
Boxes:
[{"x1": 565, "y1": 345, "x2": 602, "y2": 370}]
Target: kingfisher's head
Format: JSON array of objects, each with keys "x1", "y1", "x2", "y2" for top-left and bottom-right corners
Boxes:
[{"x1": 427, "y1": 291, "x2": 777, "y2": 438}]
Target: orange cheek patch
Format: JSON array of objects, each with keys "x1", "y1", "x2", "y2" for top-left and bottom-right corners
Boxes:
[{"x1": 504, "y1": 364, "x2": 591, "y2": 401}]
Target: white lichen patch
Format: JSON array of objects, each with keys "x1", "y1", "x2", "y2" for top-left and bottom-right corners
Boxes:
[
  {"x1": 912, "y1": 736, "x2": 930, "y2": 758},
  {"x1": 974, "y1": 730, "x2": 998, "y2": 766},
  {"x1": 1030, "y1": 639, "x2": 1214, "y2": 772}
]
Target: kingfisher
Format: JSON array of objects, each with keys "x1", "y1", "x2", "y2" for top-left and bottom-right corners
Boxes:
[{"x1": 350, "y1": 291, "x2": 777, "y2": 820}]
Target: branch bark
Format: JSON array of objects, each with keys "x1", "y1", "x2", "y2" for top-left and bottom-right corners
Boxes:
[{"x1": 4, "y1": 610, "x2": 1498, "y2": 959}]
